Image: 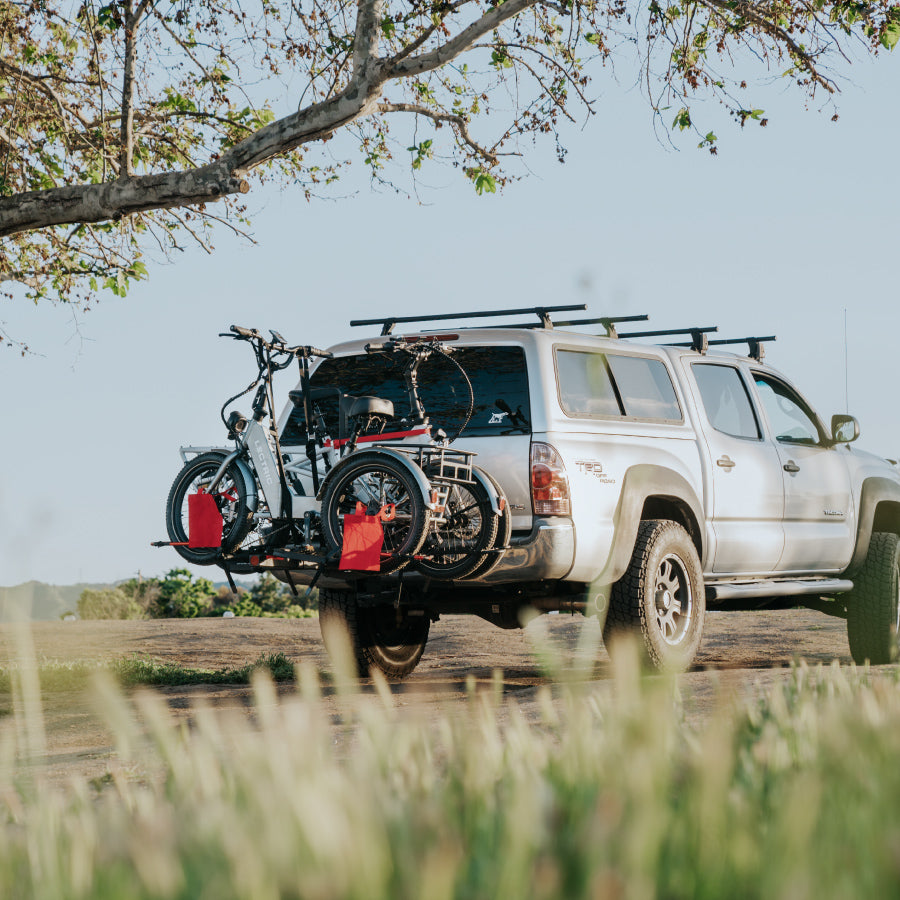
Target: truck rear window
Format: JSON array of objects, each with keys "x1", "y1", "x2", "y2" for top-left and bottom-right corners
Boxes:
[
  {"x1": 282, "y1": 345, "x2": 531, "y2": 443},
  {"x1": 556, "y1": 349, "x2": 682, "y2": 422}
]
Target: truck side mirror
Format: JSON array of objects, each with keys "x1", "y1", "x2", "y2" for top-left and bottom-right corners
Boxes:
[{"x1": 831, "y1": 414, "x2": 860, "y2": 444}]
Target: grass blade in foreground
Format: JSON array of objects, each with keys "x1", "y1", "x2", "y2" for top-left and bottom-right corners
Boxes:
[{"x1": 0, "y1": 652, "x2": 899, "y2": 898}]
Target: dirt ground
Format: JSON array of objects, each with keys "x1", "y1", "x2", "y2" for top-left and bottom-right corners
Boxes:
[{"x1": 0, "y1": 607, "x2": 873, "y2": 783}]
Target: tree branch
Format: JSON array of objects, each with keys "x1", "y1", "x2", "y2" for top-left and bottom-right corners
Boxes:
[
  {"x1": 377, "y1": 101, "x2": 500, "y2": 163},
  {"x1": 119, "y1": 0, "x2": 138, "y2": 176},
  {"x1": 698, "y1": 0, "x2": 837, "y2": 93},
  {"x1": 354, "y1": 0, "x2": 384, "y2": 77},
  {"x1": 0, "y1": 166, "x2": 249, "y2": 237},
  {"x1": 389, "y1": 0, "x2": 544, "y2": 77}
]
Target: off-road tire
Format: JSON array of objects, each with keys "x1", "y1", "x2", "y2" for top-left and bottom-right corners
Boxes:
[
  {"x1": 318, "y1": 587, "x2": 430, "y2": 679},
  {"x1": 846, "y1": 532, "x2": 900, "y2": 665},
  {"x1": 320, "y1": 453, "x2": 431, "y2": 574},
  {"x1": 165, "y1": 452, "x2": 254, "y2": 565},
  {"x1": 603, "y1": 519, "x2": 705, "y2": 672}
]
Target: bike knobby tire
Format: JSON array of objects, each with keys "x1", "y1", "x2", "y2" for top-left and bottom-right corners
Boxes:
[
  {"x1": 415, "y1": 473, "x2": 500, "y2": 581},
  {"x1": 320, "y1": 452, "x2": 431, "y2": 574},
  {"x1": 165, "y1": 452, "x2": 254, "y2": 565}
]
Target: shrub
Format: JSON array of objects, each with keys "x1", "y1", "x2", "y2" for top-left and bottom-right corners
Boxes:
[
  {"x1": 118, "y1": 577, "x2": 163, "y2": 618},
  {"x1": 77, "y1": 588, "x2": 143, "y2": 620},
  {"x1": 158, "y1": 569, "x2": 215, "y2": 618}
]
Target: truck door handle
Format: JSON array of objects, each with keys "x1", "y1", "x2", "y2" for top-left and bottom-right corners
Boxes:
[
  {"x1": 716, "y1": 456, "x2": 736, "y2": 469},
  {"x1": 783, "y1": 460, "x2": 800, "y2": 473}
]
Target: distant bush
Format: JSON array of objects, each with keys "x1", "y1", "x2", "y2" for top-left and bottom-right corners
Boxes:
[
  {"x1": 248, "y1": 573, "x2": 318, "y2": 613},
  {"x1": 117, "y1": 577, "x2": 163, "y2": 618},
  {"x1": 75, "y1": 571, "x2": 317, "y2": 619},
  {"x1": 158, "y1": 568, "x2": 216, "y2": 618},
  {"x1": 77, "y1": 588, "x2": 143, "y2": 620}
]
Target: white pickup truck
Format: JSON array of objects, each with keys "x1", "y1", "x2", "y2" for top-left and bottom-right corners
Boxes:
[{"x1": 278, "y1": 307, "x2": 900, "y2": 676}]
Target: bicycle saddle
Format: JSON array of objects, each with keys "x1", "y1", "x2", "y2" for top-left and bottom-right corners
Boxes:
[{"x1": 348, "y1": 396, "x2": 394, "y2": 419}]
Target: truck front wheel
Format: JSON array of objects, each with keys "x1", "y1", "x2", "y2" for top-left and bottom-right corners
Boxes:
[
  {"x1": 319, "y1": 588, "x2": 430, "y2": 679},
  {"x1": 846, "y1": 532, "x2": 900, "y2": 665},
  {"x1": 604, "y1": 519, "x2": 705, "y2": 672}
]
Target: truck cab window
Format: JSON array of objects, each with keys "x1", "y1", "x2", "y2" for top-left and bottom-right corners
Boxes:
[
  {"x1": 754, "y1": 374, "x2": 823, "y2": 445},
  {"x1": 693, "y1": 364, "x2": 761, "y2": 440}
]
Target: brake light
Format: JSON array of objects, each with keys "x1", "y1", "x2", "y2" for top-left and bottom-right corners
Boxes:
[
  {"x1": 531, "y1": 442, "x2": 571, "y2": 516},
  {"x1": 399, "y1": 333, "x2": 459, "y2": 342}
]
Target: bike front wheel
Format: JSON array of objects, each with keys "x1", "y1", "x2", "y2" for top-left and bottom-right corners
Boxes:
[
  {"x1": 165, "y1": 452, "x2": 254, "y2": 565},
  {"x1": 320, "y1": 453, "x2": 431, "y2": 574}
]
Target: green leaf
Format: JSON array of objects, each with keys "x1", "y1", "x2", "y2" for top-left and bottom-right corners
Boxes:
[
  {"x1": 584, "y1": 33, "x2": 601, "y2": 46},
  {"x1": 882, "y1": 22, "x2": 900, "y2": 50},
  {"x1": 672, "y1": 108, "x2": 691, "y2": 131},
  {"x1": 490, "y1": 47, "x2": 513, "y2": 68},
  {"x1": 474, "y1": 172, "x2": 497, "y2": 195}
]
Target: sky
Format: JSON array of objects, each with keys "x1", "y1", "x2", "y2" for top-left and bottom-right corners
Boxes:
[{"x1": 1, "y1": 49, "x2": 898, "y2": 587}]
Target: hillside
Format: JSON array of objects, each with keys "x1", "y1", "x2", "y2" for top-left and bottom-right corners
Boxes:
[{"x1": 0, "y1": 581, "x2": 115, "y2": 622}]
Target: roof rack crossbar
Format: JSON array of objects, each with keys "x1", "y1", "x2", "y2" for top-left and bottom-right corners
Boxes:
[
  {"x1": 619, "y1": 326, "x2": 718, "y2": 353},
  {"x1": 708, "y1": 335, "x2": 777, "y2": 362},
  {"x1": 350, "y1": 305, "x2": 587, "y2": 335},
  {"x1": 564, "y1": 314, "x2": 649, "y2": 337},
  {"x1": 481, "y1": 313, "x2": 650, "y2": 334}
]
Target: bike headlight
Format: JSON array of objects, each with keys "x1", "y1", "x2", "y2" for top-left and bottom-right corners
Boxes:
[{"x1": 226, "y1": 411, "x2": 248, "y2": 435}]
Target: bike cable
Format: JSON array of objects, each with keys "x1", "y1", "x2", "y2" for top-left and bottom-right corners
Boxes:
[{"x1": 433, "y1": 344, "x2": 475, "y2": 443}]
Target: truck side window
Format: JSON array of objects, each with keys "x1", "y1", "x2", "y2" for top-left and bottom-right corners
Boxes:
[
  {"x1": 753, "y1": 373, "x2": 823, "y2": 445},
  {"x1": 693, "y1": 364, "x2": 761, "y2": 440},
  {"x1": 556, "y1": 350, "x2": 621, "y2": 417},
  {"x1": 556, "y1": 350, "x2": 681, "y2": 422},
  {"x1": 606, "y1": 354, "x2": 681, "y2": 421}
]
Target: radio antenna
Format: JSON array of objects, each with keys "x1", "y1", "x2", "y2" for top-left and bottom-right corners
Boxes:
[{"x1": 844, "y1": 308, "x2": 849, "y2": 414}]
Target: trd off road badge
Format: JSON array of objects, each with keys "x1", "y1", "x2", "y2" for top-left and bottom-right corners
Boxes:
[{"x1": 575, "y1": 460, "x2": 616, "y2": 484}]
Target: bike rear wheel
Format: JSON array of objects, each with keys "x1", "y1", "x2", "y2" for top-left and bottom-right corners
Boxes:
[
  {"x1": 415, "y1": 477, "x2": 499, "y2": 580},
  {"x1": 165, "y1": 452, "x2": 254, "y2": 565},
  {"x1": 320, "y1": 453, "x2": 431, "y2": 574}
]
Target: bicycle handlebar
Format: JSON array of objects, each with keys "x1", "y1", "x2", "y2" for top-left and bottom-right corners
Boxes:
[{"x1": 220, "y1": 325, "x2": 332, "y2": 359}]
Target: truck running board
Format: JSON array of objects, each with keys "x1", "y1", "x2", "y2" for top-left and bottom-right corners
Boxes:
[{"x1": 706, "y1": 578, "x2": 853, "y2": 602}]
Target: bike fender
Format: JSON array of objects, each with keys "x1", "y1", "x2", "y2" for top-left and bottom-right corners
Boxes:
[
  {"x1": 472, "y1": 465, "x2": 504, "y2": 515},
  {"x1": 186, "y1": 447, "x2": 259, "y2": 515},
  {"x1": 316, "y1": 448, "x2": 435, "y2": 508}
]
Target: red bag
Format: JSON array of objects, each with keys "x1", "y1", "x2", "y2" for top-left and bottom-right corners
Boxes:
[
  {"x1": 340, "y1": 513, "x2": 384, "y2": 571},
  {"x1": 188, "y1": 492, "x2": 224, "y2": 548}
]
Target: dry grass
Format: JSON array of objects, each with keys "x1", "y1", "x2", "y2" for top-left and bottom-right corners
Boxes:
[{"x1": 0, "y1": 623, "x2": 899, "y2": 899}]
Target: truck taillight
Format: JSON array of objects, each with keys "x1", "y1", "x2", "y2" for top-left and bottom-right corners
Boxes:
[{"x1": 531, "y1": 442, "x2": 571, "y2": 516}]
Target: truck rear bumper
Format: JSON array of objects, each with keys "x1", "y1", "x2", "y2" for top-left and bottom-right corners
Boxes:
[
  {"x1": 472, "y1": 517, "x2": 576, "y2": 584},
  {"x1": 271, "y1": 517, "x2": 576, "y2": 589}
]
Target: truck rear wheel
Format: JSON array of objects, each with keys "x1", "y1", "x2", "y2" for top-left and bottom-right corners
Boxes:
[
  {"x1": 604, "y1": 519, "x2": 704, "y2": 672},
  {"x1": 318, "y1": 587, "x2": 429, "y2": 679},
  {"x1": 846, "y1": 532, "x2": 900, "y2": 665}
]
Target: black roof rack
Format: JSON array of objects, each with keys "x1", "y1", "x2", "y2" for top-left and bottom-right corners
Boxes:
[
  {"x1": 483, "y1": 314, "x2": 650, "y2": 335},
  {"x1": 705, "y1": 335, "x2": 777, "y2": 362},
  {"x1": 621, "y1": 326, "x2": 719, "y2": 353},
  {"x1": 350, "y1": 305, "x2": 587, "y2": 335}
]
